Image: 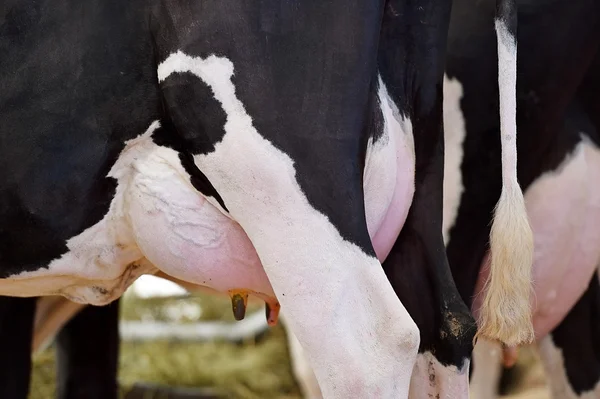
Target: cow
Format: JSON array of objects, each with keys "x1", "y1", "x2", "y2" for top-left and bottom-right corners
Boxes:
[
  {"x1": 445, "y1": 0, "x2": 600, "y2": 397},
  {"x1": 262, "y1": 0, "x2": 600, "y2": 397},
  {"x1": 0, "y1": 295, "x2": 119, "y2": 399},
  {"x1": 0, "y1": 0, "x2": 533, "y2": 397}
]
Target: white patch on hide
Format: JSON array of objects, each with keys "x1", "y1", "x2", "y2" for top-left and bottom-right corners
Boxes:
[
  {"x1": 442, "y1": 74, "x2": 466, "y2": 245},
  {"x1": 363, "y1": 80, "x2": 398, "y2": 241},
  {"x1": 409, "y1": 351, "x2": 470, "y2": 399},
  {"x1": 364, "y1": 76, "x2": 415, "y2": 261},
  {"x1": 273, "y1": 77, "x2": 416, "y2": 398}
]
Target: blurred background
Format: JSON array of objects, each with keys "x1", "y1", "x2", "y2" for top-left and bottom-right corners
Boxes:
[{"x1": 28, "y1": 275, "x2": 551, "y2": 399}]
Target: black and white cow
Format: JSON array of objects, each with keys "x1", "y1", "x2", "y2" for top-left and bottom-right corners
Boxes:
[
  {"x1": 0, "y1": 0, "x2": 533, "y2": 397},
  {"x1": 275, "y1": 0, "x2": 600, "y2": 397},
  {"x1": 443, "y1": 0, "x2": 600, "y2": 397},
  {"x1": 0, "y1": 295, "x2": 119, "y2": 399}
]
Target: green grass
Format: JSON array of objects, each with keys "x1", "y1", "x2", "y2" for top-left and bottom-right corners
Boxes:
[{"x1": 29, "y1": 292, "x2": 301, "y2": 399}]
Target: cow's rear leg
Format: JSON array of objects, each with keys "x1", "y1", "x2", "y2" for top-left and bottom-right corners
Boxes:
[
  {"x1": 469, "y1": 338, "x2": 504, "y2": 399},
  {"x1": 253, "y1": 216, "x2": 417, "y2": 398},
  {"x1": 538, "y1": 270, "x2": 600, "y2": 399},
  {"x1": 0, "y1": 296, "x2": 35, "y2": 399},
  {"x1": 33, "y1": 296, "x2": 85, "y2": 353},
  {"x1": 152, "y1": 51, "x2": 420, "y2": 397},
  {"x1": 220, "y1": 184, "x2": 419, "y2": 398},
  {"x1": 280, "y1": 313, "x2": 322, "y2": 399},
  {"x1": 56, "y1": 300, "x2": 120, "y2": 399},
  {"x1": 375, "y1": 1, "x2": 476, "y2": 396},
  {"x1": 154, "y1": 161, "x2": 419, "y2": 399}
]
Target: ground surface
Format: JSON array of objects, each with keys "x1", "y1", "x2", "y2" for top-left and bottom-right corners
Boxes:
[{"x1": 29, "y1": 277, "x2": 551, "y2": 399}]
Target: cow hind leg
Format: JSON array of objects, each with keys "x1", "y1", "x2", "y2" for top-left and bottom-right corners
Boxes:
[
  {"x1": 33, "y1": 296, "x2": 85, "y2": 353},
  {"x1": 56, "y1": 300, "x2": 120, "y2": 399},
  {"x1": 150, "y1": 47, "x2": 421, "y2": 397},
  {"x1": 280, "y1": 313, "x2": 322, "y2": 399},
  {"x1": 537, "y1": 270, "x2": 600, "y2": 399},
  {"x1": 0, "y1": 296, "x2": 36, "y2": 399},
  {"x1": 469, "y1": 338, "x2": 504, "y2": 399},
  {"x1": 179, "y1": 168, "x2": 418, "y2": 398},
  {"x1": 208, "y1": 175, "x2": 419, "y2": 398},
  {"x1": 376, "y1": 0, "x2": 476, "y2": 396}
]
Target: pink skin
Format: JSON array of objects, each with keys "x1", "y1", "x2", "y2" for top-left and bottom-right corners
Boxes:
[
  {"x1": 128, "y1": 164, "x2": 414, "y2": 308},
  {"x1": 130, "y1": 162, "x2": 414, "y2": 294},
  {"x1": 473, "y1": 141, "x2": 600, "y2": 343},
  {"x1": 371, "y1": 142, "x2": 416, "y2": 261},
  {"x1": 128, "y1": 164, "x2": 277, "y2": 305},
  {"x1": 127, "y1": 115, "x2": 416, "y2": 324}
]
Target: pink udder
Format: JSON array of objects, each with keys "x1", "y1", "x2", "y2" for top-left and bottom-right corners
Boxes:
[
  {"x1": 371, "y1": 152, "x2": 415, "y2": 262},
  {"x1": 128, "y1": 125, "x2": 415, "y2": 311}
]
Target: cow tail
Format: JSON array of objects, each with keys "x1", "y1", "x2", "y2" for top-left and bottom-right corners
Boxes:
[{"x1": 475, "y1": 0, "x2": 535, "y2": 347}]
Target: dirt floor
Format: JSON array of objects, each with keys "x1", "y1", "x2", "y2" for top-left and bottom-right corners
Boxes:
[{"x1": 29, "y1": 290, "x2": 552, "y2": 399}]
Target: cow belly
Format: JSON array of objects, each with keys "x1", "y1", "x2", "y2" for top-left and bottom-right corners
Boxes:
[{"x1": 474, "y1": 138, "x2": 600, "y2": 339}]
